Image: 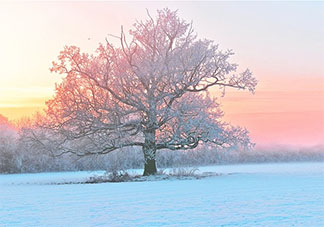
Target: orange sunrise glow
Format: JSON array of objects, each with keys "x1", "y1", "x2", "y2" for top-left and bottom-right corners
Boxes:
[{"x1": 0, "y1": 2, "x2": 323, "y2": 147}]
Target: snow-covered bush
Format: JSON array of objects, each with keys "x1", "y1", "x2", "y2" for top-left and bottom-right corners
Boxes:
[{"x1": 0, "y1": 115, "x2": 20, "y2": 173}]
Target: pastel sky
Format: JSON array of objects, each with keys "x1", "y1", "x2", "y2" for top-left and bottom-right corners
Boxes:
[{"x1": 0, "y1": 1, "x2": 323, "y2": 146}]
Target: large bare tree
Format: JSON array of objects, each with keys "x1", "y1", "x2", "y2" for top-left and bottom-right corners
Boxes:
[{"x1": 43, "y1": 8, "x2": 257, "y2": 175}]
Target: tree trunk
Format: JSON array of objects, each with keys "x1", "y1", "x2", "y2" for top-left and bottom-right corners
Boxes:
[
  {"x1": 143, "y1": 129, "x2": 157, "y2": 176},
  {"x1": 143, "y1": 156, "x2": 157, "y2": 176}
]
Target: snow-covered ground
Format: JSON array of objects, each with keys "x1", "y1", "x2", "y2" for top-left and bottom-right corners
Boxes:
[{"x1": 1, "y1": 162, "x2": 323, "y2": 226}]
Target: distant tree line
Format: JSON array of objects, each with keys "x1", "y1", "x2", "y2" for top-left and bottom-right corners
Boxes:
[{"x1": 0, "y1": 115, "x2": 323, "y2": 174}]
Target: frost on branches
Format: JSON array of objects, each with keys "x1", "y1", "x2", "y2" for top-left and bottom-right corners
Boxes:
[{"x1": 38, "y1": 8, "x2": 257, "y2": 175}]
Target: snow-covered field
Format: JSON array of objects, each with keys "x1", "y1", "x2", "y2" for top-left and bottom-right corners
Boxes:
[{"x1": 1, "y1": 162, "x2": 323, "y2": 226}]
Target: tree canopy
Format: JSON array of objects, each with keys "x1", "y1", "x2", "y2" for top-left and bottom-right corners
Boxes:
[{"x1": 37, "y1": 8, "x2": 257, "y2": 175}]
